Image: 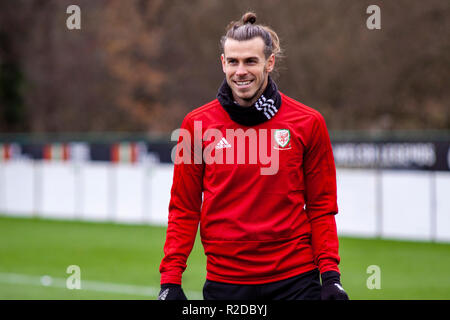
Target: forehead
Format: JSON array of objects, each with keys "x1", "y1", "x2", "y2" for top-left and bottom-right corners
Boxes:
[{"x1": 223, "y1": 37, "x2": 265, "y2": 59}]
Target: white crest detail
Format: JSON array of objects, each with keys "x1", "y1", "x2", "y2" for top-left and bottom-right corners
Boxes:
[{"x1": 274, "y1": 129, "x2": 290, "y2": 148}]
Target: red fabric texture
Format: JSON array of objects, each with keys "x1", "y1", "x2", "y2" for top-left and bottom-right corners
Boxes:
[{"x1": 160, "y1": 93, "x2": 340, "y2": 285}]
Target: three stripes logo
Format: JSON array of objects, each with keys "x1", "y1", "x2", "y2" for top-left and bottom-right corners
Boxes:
[
  {"x1": 254, "y1": 95, "x2": 278, "y2": 120},
  {"x1": 158, "y1": 288, "x2": 169, "y2": 300}
]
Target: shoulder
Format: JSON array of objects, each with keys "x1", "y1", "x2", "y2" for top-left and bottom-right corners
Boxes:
[
  {"x1": 180, "y1": 99, "x2": 228, "y2": 130},
  {"x1": 280, "y1": 92, "x2": 327, "y2": 126},
  {"x1": 279, "y1": 92, "x2": 332, "y2": 148},
  {"x1": 184, "y1": 99, "x2": 223, "y2": 122}
]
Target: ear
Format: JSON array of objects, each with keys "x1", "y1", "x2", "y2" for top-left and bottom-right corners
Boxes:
[
  {"x1": 265, "y1": 54, "x2": 275, "y2": 73},
  {"x1": 221, "y1": 54, "x2": 226, "y2": 73}
]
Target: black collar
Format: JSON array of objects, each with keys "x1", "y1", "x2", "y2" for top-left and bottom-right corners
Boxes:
[{"x1": 217, "y1": 76, "x2": 282, "y2": 126}]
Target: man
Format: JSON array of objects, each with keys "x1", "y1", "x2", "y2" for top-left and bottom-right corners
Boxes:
[{"x1": 159, "y1": 12, "x2": 348, "y2": 300}]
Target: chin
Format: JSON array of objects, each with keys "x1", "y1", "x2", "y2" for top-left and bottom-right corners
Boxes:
[
  {"x1": 235, "y1": 87, "x2": 256, "y2": 98},
  {"x1": 236, "y1": 92, "x2": 254, "y2": 101}
]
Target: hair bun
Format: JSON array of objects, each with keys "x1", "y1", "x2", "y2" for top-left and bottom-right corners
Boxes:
[{"x1": 242, "y1": 12, "x2": 256, "y2": 24}]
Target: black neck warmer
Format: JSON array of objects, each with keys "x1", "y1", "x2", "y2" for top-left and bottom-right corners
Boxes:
[{"x1": 217, "y1": 76, "x2": 282, "y2": 126}]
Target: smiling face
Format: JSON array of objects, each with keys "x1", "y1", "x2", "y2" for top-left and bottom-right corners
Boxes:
[{"x1": 221, "y1": 37, "x2": 275, "y2": 107}]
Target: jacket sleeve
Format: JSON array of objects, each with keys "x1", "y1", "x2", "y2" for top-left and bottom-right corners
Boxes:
[
  {"x1": 159, "y1": 116, "x2": 204, "y2": 285},
  {"x1": 303, "y1": 113, "x2": 340, "y2": 274}
]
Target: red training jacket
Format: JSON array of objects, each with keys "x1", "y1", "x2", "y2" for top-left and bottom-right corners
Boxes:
[{"x1": 160, "y1": 93, "x2": 340, "y2": 285}]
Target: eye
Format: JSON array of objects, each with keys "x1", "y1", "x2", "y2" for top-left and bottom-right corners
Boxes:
[{"x1": 227, "y1": 59, "x2": 238, "y2": 65}]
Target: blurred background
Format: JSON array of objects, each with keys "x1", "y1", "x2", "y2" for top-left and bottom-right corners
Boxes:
[
  {"x1": 1, "y1": 0, "x2": 448, "y2": 133},
  {"x1": 0, "y1": 0, "x2": 449, "y2": 300}
]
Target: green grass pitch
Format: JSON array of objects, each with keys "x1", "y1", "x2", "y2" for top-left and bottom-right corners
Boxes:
[{"x1": 1, "y1": 215, "x2": 449, "y2": 299}]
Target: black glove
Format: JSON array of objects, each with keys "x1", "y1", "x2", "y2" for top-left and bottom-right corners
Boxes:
[
  {"x1": 320, "y1": 271, "x2": 349, "y2": 300},
  {"x1": 158, "y1": 283, "x2": 187, "y2": 300}
]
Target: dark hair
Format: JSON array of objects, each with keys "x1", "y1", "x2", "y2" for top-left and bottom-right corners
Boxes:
[{"x1": 220, "y1": 12, "x2": 282, "y2": 60}]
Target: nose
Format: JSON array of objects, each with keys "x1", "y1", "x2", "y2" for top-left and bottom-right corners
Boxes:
[{"x1": 235, "y1": 63, "x2": 248, "y2": 77}]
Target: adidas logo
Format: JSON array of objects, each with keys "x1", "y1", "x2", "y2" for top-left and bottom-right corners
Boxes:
[
  {"x1": 215, "y1": 137, "x2": 231, "y2": 150},
  {"x1": 158, "y1": 288, "x2": 169, "y2": 300}
]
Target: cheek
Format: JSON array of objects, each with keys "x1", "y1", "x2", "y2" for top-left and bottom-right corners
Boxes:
[
  {"x1": 253, "y1": 66, "x2": 265, "y2": 76},
  {"x1": 224, "y1": 67, "x2": 235, "y2": 77},
  {"x1": 253, "y1": 69, "x2": 265, "y2": 82}
]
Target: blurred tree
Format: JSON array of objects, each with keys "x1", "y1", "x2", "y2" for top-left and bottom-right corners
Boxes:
[
  {"x1": 0, "y1": 39, "x2": 26, "y2": 132},
  {"x1": 98, "y1": 0, "x2": 168, "y2": 132},
  {"x1": 0, "y1": 0, "x2": 30, "y2": 132},
  {"x1": 0, "y1": 0, "x2": 448, "y2": 133}
]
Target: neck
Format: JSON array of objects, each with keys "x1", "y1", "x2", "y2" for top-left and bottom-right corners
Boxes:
[{"x1": 233, "y1": 76, "x2": 269, "y2": 107}]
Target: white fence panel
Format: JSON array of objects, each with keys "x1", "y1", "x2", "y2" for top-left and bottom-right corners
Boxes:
[
  {"x1": 114, "y1": 164, "x2": 146, "y2": 224},
  {"x1": 381, "y1": 171, "x2": 432, "y2": 240},
  {"x1": 40, "y1": 162, "x2": 77, "y2": 220},
  {"x1": 80, "y1": 162, "x2": 110, "y2": 222},
  {"x1": 149, "y1": 164, "x2": 173, "y2": 225},
  {"x1": 436, "y1": 172, "x2": 450, "y2": 242},
  {"x1": 336, "y1": 169, "x2": 378, "y2": 237},
  {"x1": 0, "y1": 160, "x2": 449, "y2": 243},
  {"x1": 2, "y1": 161, "x2": 34, "y2": 216}
]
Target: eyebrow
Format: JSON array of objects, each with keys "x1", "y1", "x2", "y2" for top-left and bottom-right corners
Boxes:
[{"x1": 226, "y1": 56, "x2": 260, "y2": 62}]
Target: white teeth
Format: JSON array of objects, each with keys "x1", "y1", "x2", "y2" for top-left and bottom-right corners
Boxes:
[{"x1": 236, "y1": 81, "x2": 251, "y2": 86}]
